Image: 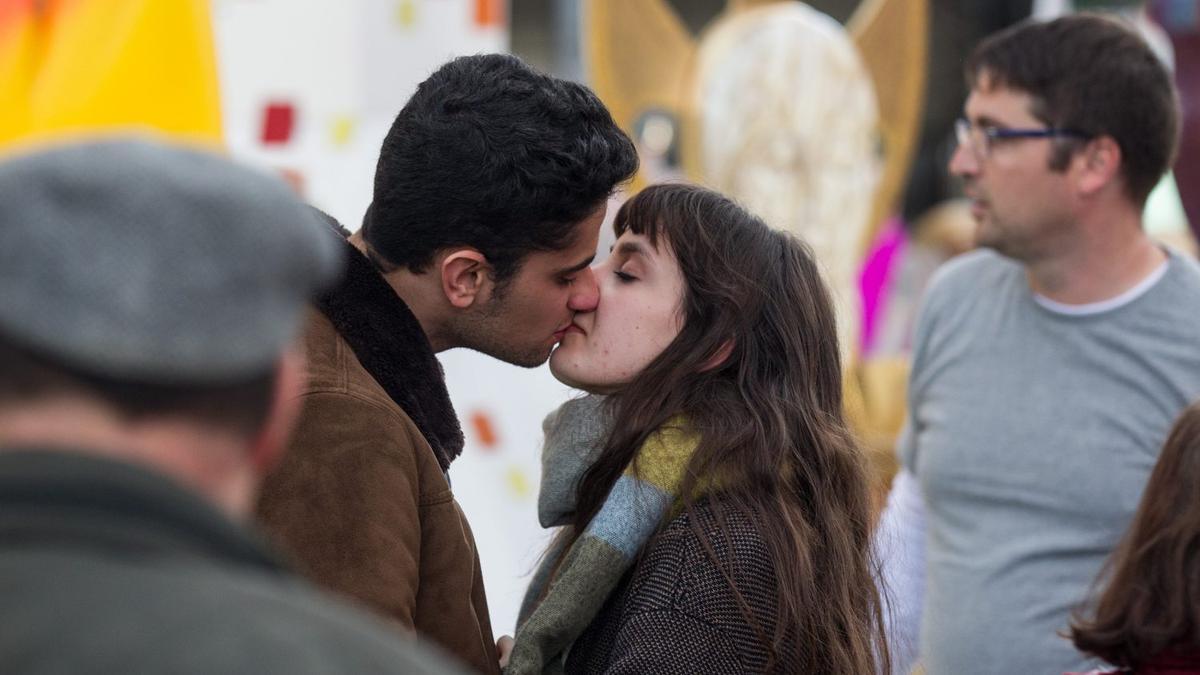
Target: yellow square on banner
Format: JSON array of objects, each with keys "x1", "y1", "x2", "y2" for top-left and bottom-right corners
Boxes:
[
  {"x1": 329, "y1": 115, "x2": 356, "y2": 147},
  {"x1": 396, "y1": 0, "x2": 417, "y2": 28},
  {"x1": 505, "y1": 466, "x2": 532, "y2": 500}
]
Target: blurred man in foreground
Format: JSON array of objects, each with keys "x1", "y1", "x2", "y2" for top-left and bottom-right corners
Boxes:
[{"x1": 0, "y1": 138, "x2": 464, "y2": 675}]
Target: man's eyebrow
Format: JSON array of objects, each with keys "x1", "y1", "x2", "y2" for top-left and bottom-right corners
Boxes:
[
  {"x1": 972, "y1": 114, "x2": 1008, "y2": 129},
  {"x1": 554, "y1": 254, "x2": 595, "y2": 277}
]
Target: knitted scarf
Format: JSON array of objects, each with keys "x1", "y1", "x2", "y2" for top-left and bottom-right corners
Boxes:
[{"x1": 504, "y1": 394, "x2": 700, "y2": 675}]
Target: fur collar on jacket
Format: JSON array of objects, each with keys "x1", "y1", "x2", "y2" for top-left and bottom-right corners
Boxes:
[{"x1": 313, "y1": 218, "x2": 464, "y2": 471}]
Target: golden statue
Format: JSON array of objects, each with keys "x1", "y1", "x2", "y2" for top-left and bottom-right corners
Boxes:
[{"x1": 583, "y1": 0, "x2": 928, "y2": 501}]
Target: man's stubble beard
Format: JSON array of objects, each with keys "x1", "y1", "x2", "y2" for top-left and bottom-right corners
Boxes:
[{"x1": 447, "y1": 292, "x2": 550, "y2": 369}]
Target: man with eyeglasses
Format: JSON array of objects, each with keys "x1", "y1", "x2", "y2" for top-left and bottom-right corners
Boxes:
[{"x1": 876, "y1": 13, "x2": 1200, "y2": 675}]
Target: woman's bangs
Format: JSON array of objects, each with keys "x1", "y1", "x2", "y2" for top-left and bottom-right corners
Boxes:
[{"x1": 613, "y1": 189, "x2": 669, "y2": 248}]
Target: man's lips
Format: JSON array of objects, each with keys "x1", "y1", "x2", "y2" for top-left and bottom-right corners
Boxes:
[
  {"x1": 553, "y1": 323, "x2": 586, "y2": 341},
  {"x1": 964, "y1": 191, "x2": 988, "y2": 220}
]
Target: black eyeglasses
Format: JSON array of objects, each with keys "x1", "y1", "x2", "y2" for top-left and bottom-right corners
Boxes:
[{"x1": 955, "y1": 118, "x2": 1091, "y2": 160}]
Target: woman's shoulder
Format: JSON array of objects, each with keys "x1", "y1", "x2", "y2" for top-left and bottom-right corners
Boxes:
[
  {"x1": 655, "y1": 498, "x2": 768, "y2": 558},
  {"x1": 566, "y1": 497, "x2": 796, "y2": 674},
  {"x1": 629, "y1": 498, "x2": 777, "y2": 610}
]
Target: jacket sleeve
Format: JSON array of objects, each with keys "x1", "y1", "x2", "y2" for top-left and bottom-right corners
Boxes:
[
  {"x1": 256, "y1": 389, "x2": 425, "y2": 628},
  {"x1": 874, "y1": 467, "x2": 927, "y2": 674}
]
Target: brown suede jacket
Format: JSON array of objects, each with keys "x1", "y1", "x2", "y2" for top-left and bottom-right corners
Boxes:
[{"x1": 256, "y1": 228, "x2": 499, "y2": 674}]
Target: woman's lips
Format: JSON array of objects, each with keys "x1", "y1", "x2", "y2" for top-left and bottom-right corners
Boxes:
[
  {"x1": 554, "y1": 323, "x2": 586, "y2": 341},
  {"x1": 969, "y1": 199, "x2": 988, "y2": 221}
]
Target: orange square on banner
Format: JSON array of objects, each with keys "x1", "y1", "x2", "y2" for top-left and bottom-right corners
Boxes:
[
  {"x1": 474, "y1": 0, "x2": 503, "y2": 27},
  {"x1": 469, "y1": 410, "x2": 499, "y2": 449}
]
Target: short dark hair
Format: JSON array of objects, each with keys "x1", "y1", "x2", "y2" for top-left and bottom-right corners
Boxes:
[
  {"x1": 1070, "y1": 401, "x2": 1200, "y2": 668},
  {"x1": 364, "y1": 54, "x2": 638, "y2": 282},
  {"x1": 966, "y1": 13, "x2": 1179, "y2": 206},
  {"x1": 0, "y1": 332, "x2": 276, "y2": 436}
]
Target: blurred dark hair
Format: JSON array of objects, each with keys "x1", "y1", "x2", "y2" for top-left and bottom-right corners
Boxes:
[
  {"x1": 568, "y1": 183, "x2": 888, "y2": 673},
  {"x1": 966, "y1": 13, "x2": 1178, "y2": 206},
  {"x1": 364, "y1": 53, "x2": 638, "y2": 283},
  {"x1": 1070, "y1": 401, "x2": 1200, "y2": 668},
  {"x1": 0, "y1": 331, "x2": 276, "y2": 436}
]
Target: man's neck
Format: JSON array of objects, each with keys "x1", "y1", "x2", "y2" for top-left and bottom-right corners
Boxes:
[
  {"x1": 347, "y1": 231, "x2": 452, "y2": 352},
  {"x1": 0, "y1": 400, "x2": 254, "y2": 518},
  {"x1": 1024, "y1": 209, "x2": 1167, "y2": 305}
]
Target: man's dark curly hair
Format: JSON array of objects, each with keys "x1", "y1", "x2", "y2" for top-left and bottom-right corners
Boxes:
[{"x1": 364, "y1": 54, "x2": 638, "y2": 283}]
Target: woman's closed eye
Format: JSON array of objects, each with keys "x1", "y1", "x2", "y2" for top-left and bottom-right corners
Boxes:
[{"x1": 614, "y1": 269, "x2": 637, "y2": 282}]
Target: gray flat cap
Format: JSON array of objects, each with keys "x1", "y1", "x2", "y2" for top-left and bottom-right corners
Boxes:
[{"x1": 0, "y1": 137, "x2": 342, "y2": 384}]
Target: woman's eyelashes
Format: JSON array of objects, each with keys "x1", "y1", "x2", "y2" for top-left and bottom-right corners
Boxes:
[{"x1": 614, "y1": 269, "x2": 637, "y2": 283}]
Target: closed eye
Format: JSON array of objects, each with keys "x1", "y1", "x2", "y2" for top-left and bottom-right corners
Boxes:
[{"x1": 614, "y1": 270, "x2": 636, "y2": 282}]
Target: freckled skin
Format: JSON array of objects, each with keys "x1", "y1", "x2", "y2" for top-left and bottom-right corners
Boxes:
[{"x1": 549, "y1": 231, "x2": 685, "y2": 394}]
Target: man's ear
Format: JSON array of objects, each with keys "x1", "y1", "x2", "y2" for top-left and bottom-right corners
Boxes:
[
  {"x1": 440, "y1": 249, "x2": 492, "y2": 309},
  {"x1": 1074, "y1": 135, "x2": 1122, "y2": 197},
  {"x1": 248, "y1": 346, "x2": 306, "y2": 476}
]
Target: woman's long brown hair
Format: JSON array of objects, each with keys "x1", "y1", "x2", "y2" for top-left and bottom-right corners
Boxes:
[
  {"x1": 1070, "y1": 401, "x2": 1200, "y2": 668},
  {"x1": 568, "y1": 183, "x2": 889, "y2": 673}
]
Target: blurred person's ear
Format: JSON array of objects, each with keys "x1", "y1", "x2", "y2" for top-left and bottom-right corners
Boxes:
[
  {"x1": 248, "y1": 346, "x2": 306, "y2": 475},
  {"x1": 1073, "y1": 135, "x2": 1122, "y2": 198},
  {"x1": 440, "y1": 249, "x2": 492, "y2": 309},
  {"x1": 699, "y1": 340, "x2": 734, "y2": 373}
]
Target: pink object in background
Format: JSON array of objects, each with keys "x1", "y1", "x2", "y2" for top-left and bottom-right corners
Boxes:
[
  {"x1": 1152, "y1": 0, "x2": 1200, "y2": 242},
  {"x1": 858, "y1": 217, "x2": 907, "y2": 357}
]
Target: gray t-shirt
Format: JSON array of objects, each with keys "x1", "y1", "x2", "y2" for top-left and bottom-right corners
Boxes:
[{"x1": 900, "y1": 248, "x2": 1200, "y2": 675}]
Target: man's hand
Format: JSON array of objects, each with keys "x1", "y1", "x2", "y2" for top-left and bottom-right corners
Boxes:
[{"x1": 496, "y1": 635, "x2": 514, "y2": 668}]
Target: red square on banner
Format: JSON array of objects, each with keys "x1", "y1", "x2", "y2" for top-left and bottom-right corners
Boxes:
[{"x1": 261, "y1": 102, "x2": 295, "y2": 145}]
